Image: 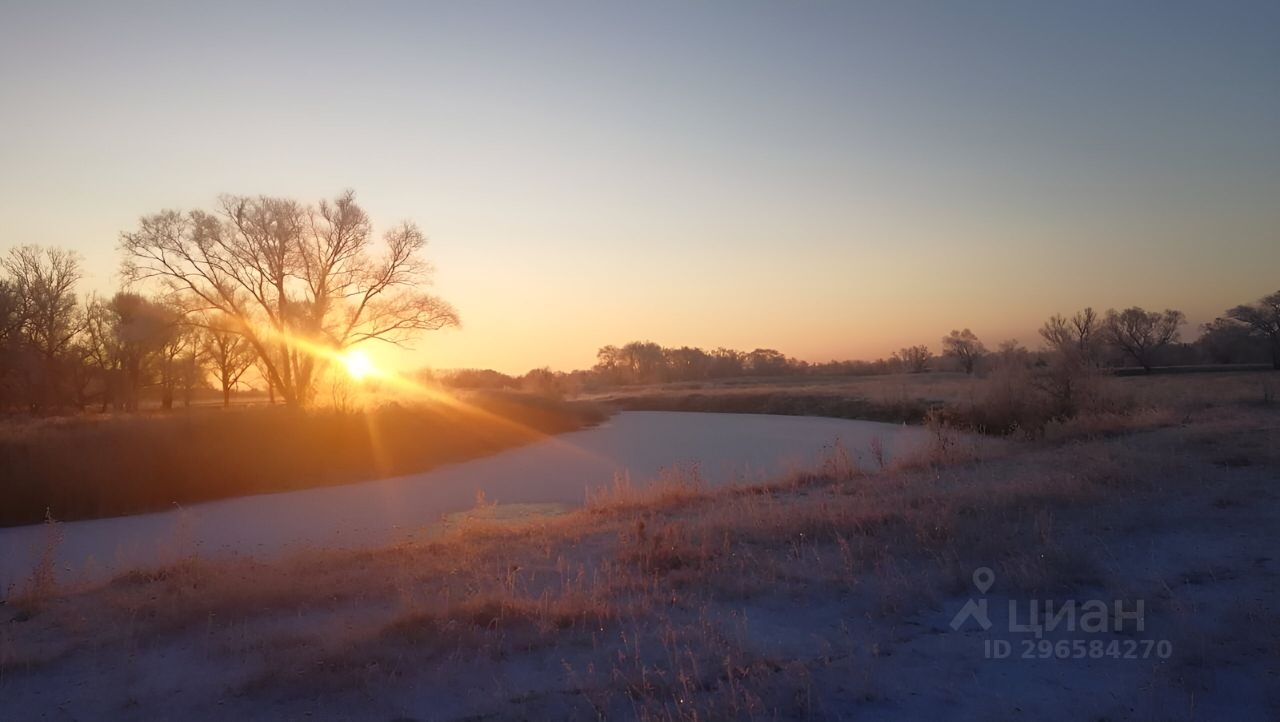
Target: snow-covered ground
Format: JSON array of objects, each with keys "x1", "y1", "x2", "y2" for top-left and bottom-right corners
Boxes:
[
  {"x1": 2, "y1": 406, "x2": 1277, "y2": 720},
  {"x1": 0, "y1": 411, "x2": 930, "y2": 588}
]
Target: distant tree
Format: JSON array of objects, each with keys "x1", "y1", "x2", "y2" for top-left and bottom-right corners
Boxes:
[
  {"x1": 255, "y1": 357, "x2": 278, "y2": 404},
  {"x1": 593, "y1": 345, "x2": 625, "y2": 385},
  {"x1": 744, "y1": 348, "x2": 790, "y2": 376},
  {"x1": 663, "y1": 346, "x2": 711, "y2": 381},
  {"x1": 1103, "y1": 307, "x2": 1185, "y2": 372},
  {"x1": 120, "y1": 190, "x2": 459, "y2": 408},
  {"x1": 0, "y1": 280, "x2": 24, "y2": 407},
  {"x1": 0, "y1": 280, "x2": 21, "y2": 348},
  {"x1": 1039, "y1": 307, "x2": 1101, "y2": 365},
  {"x1": 202, "y1": 318, "x2": 258, "y2": 407},
  {"x1": 520, "y1": 367, "x2": 565, "y2": 397},
  {"x1": 81, "y1": 295, "x2": 123, "y2": 410},
  {"x1": 894, "y1": 345, "x2": 933, "y2": 373},
  {"x1": 175, "y1": 347, "x2": 207, "y2": 408},
  {"x1": 707, "y1": 347, "x2": 744, "y2": 378},
  {"x1": 1196, "y1": 318, "x2": 1259, "y2": 365},
  {"x1": 941, "y1": 329, "x2": 987, "y2": 374},
  {"x1": 154, "y1": 307, "x2": 196, "y2": 410},
  {"x1": 442, "y1": 368, "x2": 518, "y2": 389},
  {"x1": 82, "y1": 293, "x2": 182, "y2": 411},
  {"x1": 618, "y1": 341, "x2": 666, "y2": 384},
  {"x1": 3, "y1": 246, "x2": 83, "y2": 410},
  {"x1": 993, "y1": 339, "x2": 1031, "y2": 369},
  {"x1": 1225, "y1": 290, "x2": 1280, "y2": 369}
]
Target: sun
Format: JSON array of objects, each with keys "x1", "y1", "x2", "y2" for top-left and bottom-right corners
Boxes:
[{"x1": 341, "y1": 349, "x2": 377, "y2": 381}]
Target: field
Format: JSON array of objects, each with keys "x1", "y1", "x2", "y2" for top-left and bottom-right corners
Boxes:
[
  {"x1": 1, "y1": 372, "x2": 1277, "y2": 719},
  {"x1": 588, "y1": 369, "x2": 1278, "y2": 427}
]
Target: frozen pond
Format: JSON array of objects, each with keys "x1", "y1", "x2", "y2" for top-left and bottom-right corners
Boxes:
[{"x1": 0, "y1": 411, "x2": 932, "y2": 587}]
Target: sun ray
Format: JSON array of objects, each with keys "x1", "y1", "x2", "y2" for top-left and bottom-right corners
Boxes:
[{"x1": 244, "y1": 323, "x2": 613, "y2": 468}]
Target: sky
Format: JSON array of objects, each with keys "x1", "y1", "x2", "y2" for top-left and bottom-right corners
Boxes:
[{"x1": 1, "y1": 1, "x2": 1277, "y2": 374}]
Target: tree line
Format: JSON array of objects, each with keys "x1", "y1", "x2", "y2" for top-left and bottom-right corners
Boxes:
[
  {"x1": 0, "y1": 190, "x2": 457, "y2": 413},
  {"x1": 4, "y1": 188, "x2": 1276, "y2": 411},
  {"x1": 1, "y1": 248, "x2": 202, "y2": 411},
  {"x1": 437, "y1": 292, "x2": 1279, "y2": 394}
]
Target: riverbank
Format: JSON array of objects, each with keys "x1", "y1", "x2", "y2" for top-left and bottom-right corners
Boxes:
[
  {"x1": 0, "y1": 392, "x2": 606, "y2": 527},
  {"x1": 3, "y1": 401, "x2": 1276, "y2": 720},
  {"x1": 588, "y1": 369, "x2": 1278, "y2": 432},
  {"x1": 0, "y1": 412, "x2": 935, "y2": 587}
]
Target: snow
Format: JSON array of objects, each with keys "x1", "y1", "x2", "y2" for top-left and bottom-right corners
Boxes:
[{"x1": 0, "y1": 411, "x2": 929, "y2": 588}]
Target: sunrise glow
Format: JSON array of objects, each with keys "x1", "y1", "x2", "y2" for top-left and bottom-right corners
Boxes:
[
  {"x1": 341, "y1": 350, "x2": 377, "y2": 381},
  {"x1": 2, "y1": 4, "x2": 1278, "y2": 719}
]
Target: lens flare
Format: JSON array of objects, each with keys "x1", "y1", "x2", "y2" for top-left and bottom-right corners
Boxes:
[{"x1": 342, "y1": 350, "x2": 376, "y2": 380}]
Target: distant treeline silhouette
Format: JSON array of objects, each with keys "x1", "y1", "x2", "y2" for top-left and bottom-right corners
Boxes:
[
  {"x1": 2, "y1": 214, "x2": 1278, "y2": 412},
  {"x1": 436, "y1": 293, "x2": 1279, "y2": 393}
]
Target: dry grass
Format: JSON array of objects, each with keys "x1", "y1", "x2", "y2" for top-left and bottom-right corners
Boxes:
[
  {"x1": 0, "y1": 392, "x2": 605, "y2": 526},
  {"x1": 3, "y1": 380, "x2": 1277, "y2": 718},
  {"x1": 588, "y1": 369, "x2": 1277, "y2": 439},
  {"x1": 584, "y1": 372, "x2": 981, "y2": 423},
  {"x1": 4, "y1": 512, "x2": 62, "y2": 617}
]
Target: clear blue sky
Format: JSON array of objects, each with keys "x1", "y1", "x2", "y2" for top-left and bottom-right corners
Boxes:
[{"x1": 2, "y1": 1, "x2": 1277, "y2": 372}]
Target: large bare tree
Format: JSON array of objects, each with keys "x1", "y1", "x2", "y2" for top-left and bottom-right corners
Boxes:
[
  {"x1": 120, "y1": 190, "x2": 459, "y2": 407},
  {"x1": 1103, "y1": 307, "x2": 1185, "y2": 372}
]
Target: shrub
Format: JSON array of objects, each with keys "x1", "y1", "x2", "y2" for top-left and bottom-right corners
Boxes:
[{"x1": 945, "y1": 354, "x2": 1135, "y2": 437}]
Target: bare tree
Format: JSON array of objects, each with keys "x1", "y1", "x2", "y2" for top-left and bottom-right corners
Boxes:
[
  {"x1": 520, "y1": 367, "x2": 565, "y2": 398},
  {"x1": 202, "y1": 318, "x2": 258, "y2": 407},
  {"x1": 617, "y1": 341, "x2": 666, "y2": 384},
  {"x1": 1103, "y1": 307, "x2": 1185, "y2": 372},
  {"x1": 120, "y1": 190, "x2": 459, "y2": 407},
  {"x1": 0, "y1": 280, "x2": 24, "y2": 407},
  {"x1": 993, "y1": 339, "x2": 1030, "y2": 369},
  {"x1": 1197, "y1": 318, "x2": 1257, "y2": 364},
  {"x1": 745, "y1": 348, "x2": 790, "y2": 376},
  {"x1": 154, "y1": 310, "x2": 195, "y2": 410},
  {"x1": 82, "y1": 293, "x2": 181, "y2": 411},
  {"x1": 175, "y1": 347, "x2": 207, "y2": 409},
  {"x1": 941, "y1": 328, "x2": 987, "y2": 374},
  {"x1": 894, "y1": 345, "x2": 933, "y2": 373},
  {"x1": 81, "y1": 295, "x2": 123, "y2": 410},
  {"x1": 1039, "y1": 307, "x2": 1101, "y2": 364},
  {"x1": 3, "y1": 246, "x2": 83, "y2": 410},
  {"x1": 254, "y1": 356, "x2": 278, "y2": 404},
  {"x1": 707, "y1": 348, "x2": 744, "y2": 378},
  {"x1": 593, "y1": 344, "x2": 625, "y2": 385},
  {"x1": 0, "y1": 279, "x2": 22, "y2": 348},
  {"x1": 1225, "y1": 290, "x2": 1280, "y2": 369},
  {"x1": 663, "y1": 346, "x2": 712, "y2": 381}
]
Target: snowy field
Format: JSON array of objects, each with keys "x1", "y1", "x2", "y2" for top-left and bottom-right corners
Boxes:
[{"x1": 0, "y1": 411, "x2": 931, "y2": 587}]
